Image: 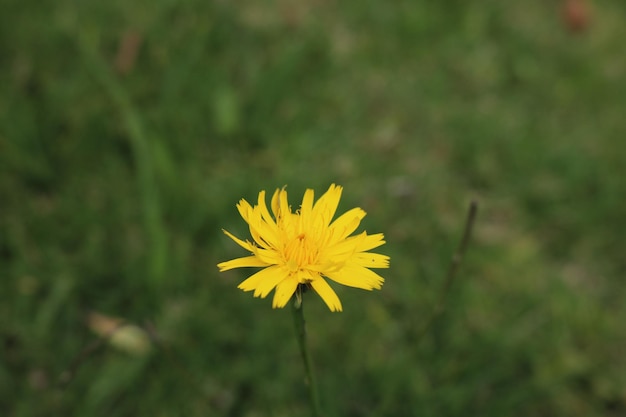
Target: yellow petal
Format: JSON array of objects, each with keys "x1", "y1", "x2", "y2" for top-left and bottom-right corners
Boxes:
[
  {"x1": 325, "y1": 264, "x2": 385, "y2": 290},
  {"x1": 217, "y1": 256, "x2": 268, "y2": 271},
  {"x1": 251, "y1": 247, "x2": 282, "y2": 264},
  {"x1": 352, "y1": 252, "x2": 390, "y2": 269},
  {"x1": 272, "y1": 278, "x2": 299, "y2": 308},
  {"x1": 271, "y1": 188, "x2": 281, "y2": 219},
  {"x1": 312, "y1": 184, "x2": 343, "y2": 226},
  {"x1": 236, "y1": 199, "x2": 254, "y2": 224},
  {"x1": 222, "y1": 230, "x2": 254, "y2": 251},
  {"x1": 253, "y1": 267, "x2": 290, "y2": 298},
  {"x1": 249, "y1": 220, "x2": 272, "y2": 249},
  {"x1": 277, "y1": 188, "x2": 290, "y2": 220},
  {"x1": 237, "y1": 265, "x2": 285, "y2": 293},
  {"x1": 300, "y1": 188, "x2": 315, "y2": 217},
  {"x1": 328, "y1": 208, "x2": 366, "y2": 241},
  {"x1": 355, "y1": 233, "x2": 386, "y2": 252},
  {"x1": 310, "y1": 278, "x2": 343, "y2": 312},
  {"x1": 332, "y1": 232, "x2": 386, "y2": 253},
  {"x1": 250, "y1": 214, "x2": 279, "y2": 249},
  {"x1": 323, "y1": 231, "x2": 368, "y2": 259},
  {"x1": 257, "y1": 190, "x2": 274, "y2": 224}
]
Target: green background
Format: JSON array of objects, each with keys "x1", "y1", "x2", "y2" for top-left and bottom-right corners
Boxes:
[{"x1": 2, "y1": 1, "x2": 625, "y2": 416}]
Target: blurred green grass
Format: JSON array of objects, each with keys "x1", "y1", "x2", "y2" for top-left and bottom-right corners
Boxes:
[{"x1": 2, "y1": 1, "x2": 626, "y2": 416}]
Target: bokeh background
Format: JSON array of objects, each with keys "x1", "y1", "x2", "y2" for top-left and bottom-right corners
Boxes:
[{"x1": 2, "y1": 0, "x2": 626, "y2": 416}]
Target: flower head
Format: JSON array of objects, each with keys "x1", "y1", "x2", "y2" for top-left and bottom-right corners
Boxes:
[{"x1": 217, "y1": 184, "x2": 389, "y2": 312}]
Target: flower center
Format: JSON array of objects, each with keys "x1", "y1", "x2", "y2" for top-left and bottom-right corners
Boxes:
[{"x1": 284, "y1": 232, "x2": 318, "y2": 275}]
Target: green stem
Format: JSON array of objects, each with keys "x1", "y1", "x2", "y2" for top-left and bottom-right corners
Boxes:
[
  {"x1": 413, "y1": 200, "x2": 478, "y2": 343},
  {"x1": 292, "y1": 288, "x2": 322, "y2": 417}
]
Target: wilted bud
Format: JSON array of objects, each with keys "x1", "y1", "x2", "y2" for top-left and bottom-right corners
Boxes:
[{"x1": 88, "y1": 312, "x2": 151, "y2": 355}]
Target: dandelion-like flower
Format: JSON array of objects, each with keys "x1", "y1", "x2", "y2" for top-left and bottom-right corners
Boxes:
[{"x1": 217, "y1": 184, "x2": 390, "y2": 312}]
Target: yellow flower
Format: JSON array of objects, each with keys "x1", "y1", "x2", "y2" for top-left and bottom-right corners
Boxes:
[{"x1": 217, "y1": 184, "x2": 389, "y2": 312}]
